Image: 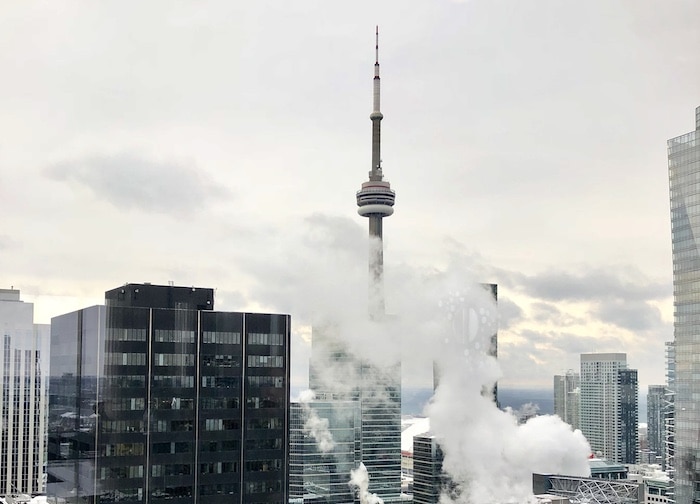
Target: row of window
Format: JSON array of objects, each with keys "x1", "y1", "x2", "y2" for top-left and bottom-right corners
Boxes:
[
  {"x1": 246, "y1": 396, "x2": 282, "y2": 409},
  {"x1": 154, "y1": 330, "x2": 196, "y2": 344},
  {"x1": 154, "y1": 420, "x2": 192, "y2": 432},
  {"x1": 153, "y1": 442, "x2": 189, "y2": 454},
  {"x1": 100, "y1": 465, "x2": 143, "y2": 479},
  {"x1": 201, "y1": 439, "x2": 239, "y2": 452},
  {"x1": 106, "y1": 375, "x2": 145, "y2": 388},
  {"x1": 102, "y1": 420, "x2": 144, "y2": 433},
  {"x1": 105, "y1": 353, "x2": 147, "y2": 366},
  {"x1": 105, "y1": 329, "x2": 280, "y2": 346},
  {"x1": 152, "y1": 464, "x2": 190, "y2": 477},
  {"x1": 246, "y1": 459, "x2": 282, "y2": 472},
  {"x1": 247, "y1": 376, "x2": 284, "y2": 388},
  {"x1": 201, "y1": 461, "x2": 238, "y2": 474},
  {"x1": 154, "y1": 397, "x2": 193, "y2": 410},
  {"x1": 202, "y1": 331, "x2": 240, "y2": 344},
  {"x1": 247, "y1": 355, "x2": 284, "y2": 368},
  {"x1": 248, "y1": 333, "x2": 284, "y2": 346},
  {"x1": 154, "y1": 353, "x2": 195, "y2": 367},
  {"x1": 201, "y1": 376, "x2": 238, "y2": 388},
  {"x1": 107, "y1": 328, "x2": 147, "y2": 342},
  {"x1": 100, "y1": 488, "x2": 143, "y2": 502},
  {"x1": 153, "y1": 376, "x2": 195, "y2": 388},
  {"x1": 203, "y1": 354, "x2": 239, "y2": 367},
  {"x1": 105, "y1": 375, "x2": 282, "y2": 390},
  {"x1": 201, "y1": 397, "x2": 239, "y2": 409},
  {"x1": 109, "y1": 397, "x2": 145, "y2": 411},
  {"x1": 204, "y1": 418, "x2": 239, "y2": 431}
]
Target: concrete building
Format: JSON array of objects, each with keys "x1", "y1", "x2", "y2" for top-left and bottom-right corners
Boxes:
[
  {"x1": 580, "y1": 353, "x2": 638, "y2": 464},
  {"x1": 0, "y1": 289, "x2": 49, "y2": 496},
  {"x1": 668, "y1": 106, "x2": 700, "y2": 504},
  {"x1": 554, "y1": 370, "x2": 580, "y2": 431},
  {"x1": 46, "y1": 283, "x2": 290, "y2": 504}
]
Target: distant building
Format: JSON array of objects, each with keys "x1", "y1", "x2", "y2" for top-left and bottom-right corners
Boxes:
[
  {"x1": 412, "y1": 434, "x2": 446, "y2": 504},
  {"x1": 663, "y1": 341, "x2": 675, "y2": 479},
  {"x1": 46, "y1": 283, "x2": 290, "y2": 504},
  {"x1": 533, "y1": 472, "x2": 641, "y2": 504},
  {"x1": 553, "y1": 370, "x2": 580, "y2": 431},
  {"x1": 580, "y1": 353, "x2": 638, "y2": 463},
  {"x1": 0, "y1": 288, "x2": 49, "y2": 495},
  {"x1": 668, "y1": 105, "x2": 700, "y2": 504},
  {"x1": 648, "y1": 385, "x2": 666, "y2": 460},
  {"x1": 628, "y1": 464, "x2": 672, "y2": 504}
]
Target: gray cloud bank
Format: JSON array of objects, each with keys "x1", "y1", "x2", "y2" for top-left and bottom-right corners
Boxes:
[{"x1": 45, "y1": 153, "x2": 229, "y2": 216}]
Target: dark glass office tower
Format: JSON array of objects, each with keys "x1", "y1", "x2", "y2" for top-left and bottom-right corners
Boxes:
[
  {"x1": 618, "y1": 368, "x2": 639, "y2": 464},
  {"x1": 46, "y1": 283, "x2": 290, "y2": 504},
  {"x1": 412, "y1": 435, "x2": 447, "y2": 504}
]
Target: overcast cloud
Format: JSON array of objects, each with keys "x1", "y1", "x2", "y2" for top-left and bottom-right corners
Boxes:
[{"x1": 1, "y1": 0, "x2": 696, "y2": 391}]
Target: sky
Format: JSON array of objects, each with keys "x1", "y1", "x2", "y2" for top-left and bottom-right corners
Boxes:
[{"x1": 1, "y1": 0, "x2": 699, "y2": 393}]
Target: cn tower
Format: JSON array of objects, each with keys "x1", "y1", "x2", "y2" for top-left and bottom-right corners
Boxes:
[{"x1": 356, "y1": 27, "x2": 395, "y2": 317}]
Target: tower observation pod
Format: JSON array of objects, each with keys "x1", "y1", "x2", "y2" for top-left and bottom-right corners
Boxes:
[{"x1": 356, "y1": 27, "x2": 395, "y2": 316}]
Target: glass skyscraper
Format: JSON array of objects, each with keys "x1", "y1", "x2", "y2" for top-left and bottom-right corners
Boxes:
[
  {"x1": 46, "y1": 283, "x2": 290, "y2": 504},
  {"x1": 668, "y1": 106, "x2": 700, "y2": 504},
  {"x1": 0, "y1": 288, "x2": 49, "y2": 495},
  {"x1": 289, "y1": 400, "x2": 359, "y2": 503}
]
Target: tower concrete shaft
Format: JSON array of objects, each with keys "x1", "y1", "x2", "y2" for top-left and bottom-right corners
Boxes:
[{"x1": 356, "y1": 27, "x2": 395, "y2": 317}]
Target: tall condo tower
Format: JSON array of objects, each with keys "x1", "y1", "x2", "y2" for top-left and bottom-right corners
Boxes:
[
  {"x1": 356, "y1": 27, "x2": 396, "y2": 317},
  {"x1": 668, "y1": 106, "x2": 700, "y2": 504}
]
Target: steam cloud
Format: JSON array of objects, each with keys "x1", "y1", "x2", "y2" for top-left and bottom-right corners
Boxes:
[
  {"x1": 298, "y1": 389, "x2": 335, "y2": 453},
  {"x1": 247, "y1": 219, "x2": 592, "y2": 503},
  {"x1": 349, "y1": 463, "x2": 384, "y2": 504}
]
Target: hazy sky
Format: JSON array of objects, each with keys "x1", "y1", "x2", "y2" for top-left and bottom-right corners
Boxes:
[{"x1": 1, "y1": 0, "x2": 699, "y2": 392}]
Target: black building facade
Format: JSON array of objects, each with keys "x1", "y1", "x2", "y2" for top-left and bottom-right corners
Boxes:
[
  {"x1": 47, "y1": 283, "x2": 290, "y2": 504},
  {"x1": 618, "y1": 368, "x2": 639, "y2": 464}
]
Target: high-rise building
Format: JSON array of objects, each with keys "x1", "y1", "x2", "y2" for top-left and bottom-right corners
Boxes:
[
  {"x1": 648, "y1": 385, "x2": 666, "y2": 460},
  {"x1": 580, "y1": 353, "x2": 638, "y2": 463},
  {"x1": 46, "y1": 283, "x2": 290, "y2": 504},
  {"x1": 553, "y1": 370, "x2": 580, "y2": 431},
  {"x1": 412, "y1": 434, "x2": 445, "y2": 504},
  {"x1": 664, "y1": 341, "x2": 675, "y2": 481},
  {"x1": 0, "y1": 288, "x2": 49, "y2": 496},
  {"x1": 619, "y1": 369, "x2": 639, "y2": 464},
  {"x1": 668, "y1": 106, "x2": 700, "y2": 504},
  {"x1": 289, "y1": 400, "x2": 359, "y2": 503}
]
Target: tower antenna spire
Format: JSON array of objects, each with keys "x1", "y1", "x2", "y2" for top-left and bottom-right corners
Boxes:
[{"x1": 375, "y1": 25, "x2": 379, "y2": 64}]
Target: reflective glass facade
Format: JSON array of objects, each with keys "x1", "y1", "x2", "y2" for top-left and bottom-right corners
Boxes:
[
  {"x1": 47, "y1": 284, "x2": 290, "y2": 504},
  {"x1": 0, "y1": 289, "x2": 49, "y2": 495},
  {"x1": 308, "y1": 327, "x2": 402, "y2": 503},
  {"x1": 669, "y1": 106, "x2": 700, "y2": 504},
  {"x1": 289, "y1": 401, "x2": 359, "y2": 503}
]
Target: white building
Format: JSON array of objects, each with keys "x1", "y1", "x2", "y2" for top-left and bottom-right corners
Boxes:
[
  {"x1": 580, "y1": 353, "x2": 638, "y2": 464},
  {"x1": 554, "y1": 370, "x2": 580, "y2": 430},
  {"x1": 0, "y1": 289, "x2": 49, "y2": 495}
]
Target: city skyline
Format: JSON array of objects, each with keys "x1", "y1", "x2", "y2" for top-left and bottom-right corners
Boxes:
[{"x1": 2, "y1": 1, "x2": 700, "y2": 392}]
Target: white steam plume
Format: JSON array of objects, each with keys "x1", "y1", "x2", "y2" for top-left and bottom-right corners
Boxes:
[
  {"x1": 298, "y1": 389, "x2": 335, "y2": 453},
  {"x1": 349, "y1": 463, "x2": 384, "y2": 504},
  {"x1": 243, "y1": 217, "x2": 592, "y2": 503}
]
